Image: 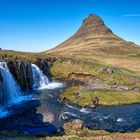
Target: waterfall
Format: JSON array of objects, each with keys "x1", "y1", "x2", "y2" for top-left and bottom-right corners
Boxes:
[
  {"x1": 31, "y1": 64, "x2": 49, "y2": 90},
  {"x1": 31, "y1": 64, "x2": 64, "y2": 90},
  {"x1": 0, "y1": 61, "x2": 21, "y2": 106}
]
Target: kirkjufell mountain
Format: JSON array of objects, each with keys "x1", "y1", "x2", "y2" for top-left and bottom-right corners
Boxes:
[
  {"x1": 46, "y1": 14, "x2": 140, "y2": 55},
  {"x1": 0, "y1": 13, "x2": 140, "y2": 139}
]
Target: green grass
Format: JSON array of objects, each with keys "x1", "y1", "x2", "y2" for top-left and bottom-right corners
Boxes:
[
  {"x1": 0, "y1": 50, "x2": 139, "y2": 89},
  {"x1": 50, "y1": 59, "x2": 100, "y2": 79},
  {"x1": 0, "y1": 50, "x2": 44, "y2": 62},
  {"x1": 50, "y1": 58, "x2": 140, "y2": 88},
  {"x1": 1, "y1": 50, "x2": 140, "y2": 106},
  {"x1": 0, "y1": 129, "x2": 140, "y2": 140},
  {"x1": 61, "y1": 86, "x2": 140, "y2": 106}
]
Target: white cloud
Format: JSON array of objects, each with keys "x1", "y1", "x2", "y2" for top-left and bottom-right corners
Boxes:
[{"x1": 123, "y1": 14, "x2": 140, "y2": 17}]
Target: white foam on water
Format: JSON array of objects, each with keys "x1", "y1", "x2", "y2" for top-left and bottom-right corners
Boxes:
[
  {"x1": 104, "y1": 115, "x2": 110, "y2": 119},
  {"x1": 31, "y1": 64, "x2": 64, "y2": 90},
  {"x1": 31, "y1": 64, "x2": 49, "y2": 90},
  {"x1": 62, "y1": 112, "x2": 77, "y2": 117},
  {"x1": 0, "y1": 61, "x2": 21, "y2": 104},
  {"x1": 41, "y1": 82, "x2": 64, "y2": 90},
  {"x1": 117, "y1": 118, "x2": 126, "y2": 122},
  {"x1": 80, "y1": 108, "x2": 90, "y2": 114},
  {"x1": 66, "y1": 104, "x2": 79, "y2": 111},
  {"x1": 66, "y1": 104, "x2": 91, "y2": 114}
]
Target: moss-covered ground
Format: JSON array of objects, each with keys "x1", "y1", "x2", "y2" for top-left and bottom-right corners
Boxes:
[{"x1": 61, "y1": 85, "x2": 140, "y2": 106}]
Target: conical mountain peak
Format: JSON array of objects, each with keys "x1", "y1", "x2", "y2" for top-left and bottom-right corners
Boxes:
[
  {"x1": 82, "y1": 14, "x2": 104, "y2": 27},
  {"x1": 47, "y1": 14, "x2": 140, "y2": 55},
  {"x1": 74, "y1": 14, "x2": 112, "y2": 37}
]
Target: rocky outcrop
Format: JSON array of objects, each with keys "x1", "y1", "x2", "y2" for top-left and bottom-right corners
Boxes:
[
  {"x1": 99, "y1": 67, "x2": 114, "y2": 74},
  {"x1": 68, "y1": 72, "x2": 102, "y2": 84},
  {"x1": 68, "y1": 72, "x2": 111, "y2": 90},
  {"x1": 67, "y1": 72, "x2": 139, "y2": 91},
  {"x1": 75, "y1": 14, "x2": 112, "y2": 38},
  {"x1": 7, "y1": 61, "x2": 33, "y2": 90},
  {"x1": 90, "y1": 96, "x2": 99, "y2": 108},
  {"x1": 0, "y1": 71, "x2": 3, "y2": 83},
  {"x1": 116, "y1": 85, "x2": 129, "y2": 91},
  {"x1": 35, "y1": 58, "x2": 55, "y2": 81},
  {"x1": 63, "y1": 119, "x2": 84, "y2": 131},
  {"x1": 6, "y1": 58, "x2": 54, "y2": 90},
  {"x1": 37, "y1": 105, "x2": 55, "y2": 123}
]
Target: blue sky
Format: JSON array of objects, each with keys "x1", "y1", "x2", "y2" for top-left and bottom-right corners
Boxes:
[{"x1": 0, "y1": 0, "x2": 140, "y2": 52}]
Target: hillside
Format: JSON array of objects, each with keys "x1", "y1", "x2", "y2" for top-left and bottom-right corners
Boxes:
[
  {"x1": 45, "y1": 14, "x2": 140, "y2": 74},
  {"x1": 43, "y1": 14, "x2": 140, "y2": 107},
  {"x1": 0, "y1": 14, "x2": 140, "y2": 74},
  {"x1": 46, "y1": 14, "x2": 140, "y2": 55}
]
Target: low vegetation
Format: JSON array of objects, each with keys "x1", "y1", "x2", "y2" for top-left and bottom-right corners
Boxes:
[
  {"x1": 46, "y1": 131, "x2": 140, "y2": 140},
  {"x1": 61, "y1": 86, "x2": 140, "y2": 106},
  {"x1": 50, "y1": 58, "x2": 140, "y2": 87},
  {"x1": 2, "y1": 129, "x2": 140, "y2": 140},
  {"x1": 0, "y1": 50, "x2": 44, "y2": 62}
]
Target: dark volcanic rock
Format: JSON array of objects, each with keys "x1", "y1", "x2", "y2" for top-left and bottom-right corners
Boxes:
[
  {"x1": 0, "y1": 71, "x2": 3, "y2": 83},
  {"x1": 5, "y1": 58, "x2": 54, "y2": 90},
  {"x1": 35, "y1": 58, "x2": 53, "y2": 81},
  {"x1": 7, "y1": 61, "x2": 33, "y2": 90},
  {"x1": 0, "y1": 57, "x2": 54, "y2": 91}
]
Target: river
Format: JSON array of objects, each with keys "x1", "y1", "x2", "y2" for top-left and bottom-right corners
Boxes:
[{"x1": 0, "y1": 84, "x2": 140, "y2": 136}]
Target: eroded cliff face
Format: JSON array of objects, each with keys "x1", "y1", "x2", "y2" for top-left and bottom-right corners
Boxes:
[
  {"x1": 35, "y1": 58, "x2": 55, "y2": 81},
  {"x1": 7, "y1": 61, "x2": 33, "y2": 90},
  {"x1": 5, "y1": 58, "x2": 54, "y2": 90}
]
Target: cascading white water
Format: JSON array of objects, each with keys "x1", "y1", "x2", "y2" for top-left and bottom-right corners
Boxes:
[
  {"x1": 31, "y1": 64, "x2": 49, "y2": 90},
  {"x1": 0, "y1": 61, "x2": 32, "y2": 118},
  {"x1": 0, "y1": 61, "x2": 21, "y2": 105},
  {"x1": 31, "y1": 64, "x2": 64, "y2": 90}
]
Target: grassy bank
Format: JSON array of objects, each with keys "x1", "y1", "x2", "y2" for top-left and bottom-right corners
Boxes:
[
  {"x1": 47, "y1": 131, "x2": 140, "y2": 140},
  {"x1": 61, "y1": 86, "x2": 140, "y2": 106},
  {"x1": 2, "y1": 129, "x2": 140, "y2": 140},
  {"x1": 50, "y1": 58, "x2": 140, "y2": 88}
]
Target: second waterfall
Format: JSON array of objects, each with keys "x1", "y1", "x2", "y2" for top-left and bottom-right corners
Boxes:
[{"x1": 31, "y1": 64, "x2": 50, "y2": 90}]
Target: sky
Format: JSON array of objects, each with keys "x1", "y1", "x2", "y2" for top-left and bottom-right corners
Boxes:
[{"x1": 0, "y1": 0, "x2": 140, "y2": 52}]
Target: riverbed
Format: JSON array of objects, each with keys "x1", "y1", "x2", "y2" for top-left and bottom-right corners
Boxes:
[{"x1": 0, "y1": 82, "x2": 140, "y2": 136}]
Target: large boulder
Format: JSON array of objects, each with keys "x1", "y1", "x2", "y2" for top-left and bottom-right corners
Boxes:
[
  {"x1": 37, "y1": 105, "x2": 55, "y2": 123},
  {"x1": 63, "y1": 119, "x2": 84, "y2": 130},
  {"x1": 116, "y1": 85, "x2": 129, "y2": 91},
  {"x1": 90, "y1": 96, "x2": 99, "y2": 108}
]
